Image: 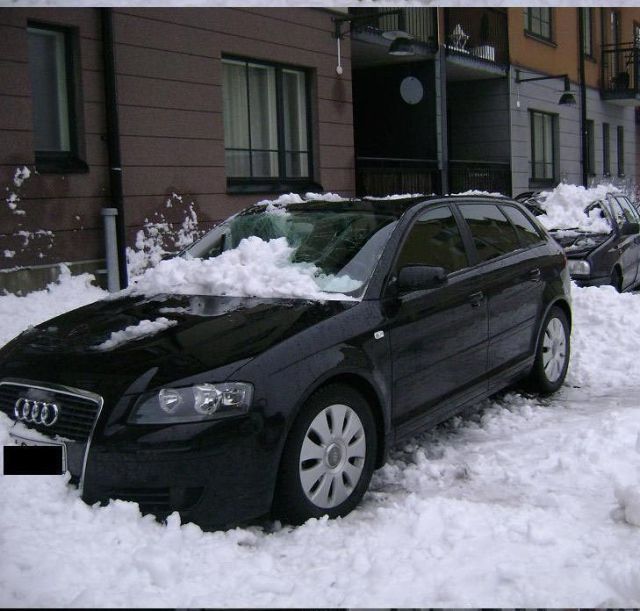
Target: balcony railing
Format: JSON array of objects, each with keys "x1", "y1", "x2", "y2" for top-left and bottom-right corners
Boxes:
[
  {"x1": 444, "y1": 8, "x2": 509, "y2": 67},
  {"x1": 348, "y1": 8, "x2": 437, "y2": 49},
  {"x1": 602, "y1": 42, "x2": 640, "y2": 101},
  {"x1": 449, "y1": 160, "x2": 511, "y2": 195},
  {"x1": 355, "y1": 157, "x2": 440, "y2": 198}
]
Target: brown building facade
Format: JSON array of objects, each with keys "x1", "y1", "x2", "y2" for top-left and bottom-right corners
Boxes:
[{"x1": 0, "y1": 7, "x2": 355, "y2": 291}]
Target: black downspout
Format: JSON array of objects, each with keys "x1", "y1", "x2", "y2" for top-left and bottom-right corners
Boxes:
[
  {"x1": 578, "y1": 8, "x2": 588, "y2": 187},
  {"x1": 101, "y1": 7, "x2": 128, "y2": 289}
]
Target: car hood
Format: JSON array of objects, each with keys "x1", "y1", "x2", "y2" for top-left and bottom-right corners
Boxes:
[
  {"x1": 0, "y1": 294, "x2": 357, "y2": 396},
  {"x1": 550, "y1": 229, "x2": 610, "y2": 257}
]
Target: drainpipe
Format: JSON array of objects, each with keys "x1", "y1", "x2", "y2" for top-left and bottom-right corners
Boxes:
[
  {"x1": 437, "y1": 9, "x2": 449, "y2": 194},
  {"x1": 578, "y1": 8, "x2": 588, "y2": 187},
  {"x1": 101, "y1": 7, "x2": 128, "y2": 289}
]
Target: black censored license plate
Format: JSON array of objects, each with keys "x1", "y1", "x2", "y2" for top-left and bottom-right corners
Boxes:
[{"x1": 4, "y1": 433, "x2": 67, "y2": 475}]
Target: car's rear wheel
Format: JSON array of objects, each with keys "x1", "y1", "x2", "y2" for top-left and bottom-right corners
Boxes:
[
  {"x1": 273, "y1": 384, "x2": 376, "y2": 525},
  {"x1": 528, "y1": 306, "x2": 570, "y2": 394}
]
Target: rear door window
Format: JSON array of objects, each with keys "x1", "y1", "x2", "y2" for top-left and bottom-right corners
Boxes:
[
  {"x1": 501, "y1": 205, "x2": 544, "y2": 247},
  {"x1": 396, "y1": 206, "x2": 468, "y2": 273},
  {"x1": 458, "y1": 203, "x2": 521, "y2": 262}
]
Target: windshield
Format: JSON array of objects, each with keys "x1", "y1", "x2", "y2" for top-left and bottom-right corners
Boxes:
[{"x1": 185, "y1": 204, "x2": 398, "y2": 299}]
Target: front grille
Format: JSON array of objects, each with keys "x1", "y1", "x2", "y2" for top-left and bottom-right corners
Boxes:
[
  {"x1": 111, "y1": 488, "x2": 172, "y2": 511},
  {"x1": 0, "y1": 381, "x2": 101, "y2": 442},
  {"x1": 109, "y1": 487, "x2": 203, "y2": 516}
]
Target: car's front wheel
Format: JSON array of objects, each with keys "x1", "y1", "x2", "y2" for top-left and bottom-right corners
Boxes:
[
  {"x1": 273, "y1": 384, "x2": 377, "y2": 525},
  {"x1": 528, "y1": 306, "x2": 570, "y2": 394}
]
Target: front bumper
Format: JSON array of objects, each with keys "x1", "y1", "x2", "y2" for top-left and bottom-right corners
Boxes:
[
  {"x1": 82, "y1": 417, "x2": 278, "y2": 529},
  {"x1": 570, "y1": 274, "x2": 610, "y2": 288},
  {"x1": 2, "y1": 379, "x2": 283, "y2": 530}
]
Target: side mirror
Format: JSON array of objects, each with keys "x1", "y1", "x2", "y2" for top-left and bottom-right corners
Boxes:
[
  {"x1": 397, "y1": 265, "x2": 447, "y2": 293},
  {"x1": 620, "y1": 221, "x2": 639, "y2": 236}
]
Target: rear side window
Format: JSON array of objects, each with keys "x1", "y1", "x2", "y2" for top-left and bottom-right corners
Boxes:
[
  {"x1": 459, "y1": 203, "x2": 521, "y2": 262},
  {"x1": 501, "y1": 205, "x2": 544, "y2": 247},
  {"x1": 396, "y1": 206, "x2": 468, "y2": 273}
]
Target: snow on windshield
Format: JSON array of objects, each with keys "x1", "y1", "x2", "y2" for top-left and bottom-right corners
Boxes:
[
  {"x1": 535, "y1": 183, "x2": 620, "y2": 233},
  {"x1": 129, "y1": 236, "x2": 358, "y2": 301},
  {"x1": 125, "y1": 192, "x2": 396, "y2": 302}
]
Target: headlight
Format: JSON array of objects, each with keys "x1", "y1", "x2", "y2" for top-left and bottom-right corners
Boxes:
[
  {"x1": 567, "y1": 259, "x2": 591, "y2": 277},
  {"x1": 129, "y1": 382, "x2": 253, "y2": 424}
]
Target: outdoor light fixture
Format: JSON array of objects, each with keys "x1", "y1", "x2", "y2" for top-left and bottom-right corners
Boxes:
[
  {"x1": 332, "y1": 9, "x2": 415, "y2": 75},
  {"x1": 515, "y1": 69, "x2": 577, "y2": 106}
]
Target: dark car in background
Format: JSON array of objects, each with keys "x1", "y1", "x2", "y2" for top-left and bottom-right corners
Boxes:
[
  {"x1": 0, "y1": 195, "x2": 571, "y2": 529},
  {"x1": 518, "y1": 191, "x2": 640, "y2": 291}
]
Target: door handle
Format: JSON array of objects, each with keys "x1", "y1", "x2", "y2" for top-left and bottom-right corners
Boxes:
[
  {"x1": 529, "y1": 268, "x2": 541, "y2": 282},
  {"x1": 469, "y1": 291, "x2": 484, "y2": 307}
]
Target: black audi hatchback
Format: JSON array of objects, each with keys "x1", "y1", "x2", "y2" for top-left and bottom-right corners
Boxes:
[{"x1": 0, "y1": 195, "x2": 571, "y2": 528}]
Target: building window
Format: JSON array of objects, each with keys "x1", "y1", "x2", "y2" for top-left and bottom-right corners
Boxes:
[
  {"x1": 581, "y1": 8, "x2": 593, "y2": 57},
  {"x1": 524, "y1": 8, "x2": 552, "y2": 41},
  {"x1": 530, "y1": 110, "x2": 556, "y2": 184},
  {"x1": 585, "y1": 120, "x2": 595, "y2": 176},
  {"x1": 617, "y1": 125, "x2": 625, "y2": 177},
  {"x1": 222, "y1": 57, "x2": 314, "y2": 192},
  {"x1": 602, "y1": 123, "x2": 610, "y2": 176},
  {"x1": 27, "y1": 24, "x2": 84, "y2": 173}
]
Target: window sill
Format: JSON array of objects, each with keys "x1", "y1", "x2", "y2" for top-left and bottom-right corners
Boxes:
[
  {"x1": 524, "y1": 31, "x2": 556, "y2": 48},
  {"x1": 529, "y1": 178, "x2": 557, "y2": 189},
  {"x1": 35, "y1": 153, "x2": 89, "y2": 174},
  {"x1": 227, "y1": 179, "x2": 324, "y2": 195}
]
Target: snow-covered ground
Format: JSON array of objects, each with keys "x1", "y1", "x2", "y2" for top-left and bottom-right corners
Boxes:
[{"x1": 1, "y1": 273, "x2": 640, "y2": 606}]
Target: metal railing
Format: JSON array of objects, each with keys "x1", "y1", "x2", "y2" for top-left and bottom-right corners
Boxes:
[
  {"x1": 444, "y1": 8, "x2": 509, "y2": 66},
  {"x1": 449, "y1": 160, "x2": 511, "y2": 195},
  {"x1": 602, "y1": 42, "x2": 639, "y2": 96},
  {"x1": 348, "y1": 8, "x2": 437, "y2": 48},
  {"x1": 355, "y1": 157, "x2": 441, "y2": 198}
]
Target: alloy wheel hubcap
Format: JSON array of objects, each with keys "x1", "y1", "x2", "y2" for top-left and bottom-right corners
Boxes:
[
  {"x1": 299, "y1": 403, "x2": 366, "y2": 509},
  {"x1": 542, "y1": 317, "x2": 567, "y2": 383}
]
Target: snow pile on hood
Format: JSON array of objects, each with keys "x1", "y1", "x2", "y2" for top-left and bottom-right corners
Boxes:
[
  {"x1": 535, "y1": 183, "x2": 620, "y2": 233},
  {"x1": 94, "y1": 317, "x2": 178, "y2": 351},
  {"x1": 128, "y1": 236, "x2": 356, "y2": 301}
]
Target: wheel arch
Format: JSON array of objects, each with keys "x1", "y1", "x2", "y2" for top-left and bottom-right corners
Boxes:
[
  {"x1": 611, "y1": 264, "x2": 623, "y2": 291},
  {"x1": 288, "y1": 370, "x2": 389, "y2": 469}
]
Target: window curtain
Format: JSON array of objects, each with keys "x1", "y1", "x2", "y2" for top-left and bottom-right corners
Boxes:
[{"x1": 283, "y1": 69, "x2": 309, "y2": 178}]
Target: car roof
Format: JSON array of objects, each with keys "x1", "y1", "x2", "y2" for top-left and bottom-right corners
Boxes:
[{"x1": 254, "y1": 193, "x2": 514, "y2": 220}]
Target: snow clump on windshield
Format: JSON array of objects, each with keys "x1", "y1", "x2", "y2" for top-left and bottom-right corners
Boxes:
[
  {"x1": 535, "y1": 183, "x2": 620, "y2": 233},
  {"x1": 129, "y1": 236, "x2": 357, "y2": 301}
]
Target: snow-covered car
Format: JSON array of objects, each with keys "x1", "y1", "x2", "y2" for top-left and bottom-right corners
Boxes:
[
  {"x1": 518, "y1": 187, "x2": 640, "y2": 291},
  {"x1": 0, "y1": 194, "x2": 572, "y2": 529}
]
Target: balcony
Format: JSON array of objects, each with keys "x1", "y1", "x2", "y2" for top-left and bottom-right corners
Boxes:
[
  {"x1": 348, "y1": 8, "x2": 437, "y2": 68},
  {"x1": 601, "y1": 43, "x2": 640, "y2": 106},
  {"x1": 449, "y1": 160, "x2": 511, "y2": 196},
  {"x1": 355, "y1": 157, "x2": 440, "y2": 197},
  {"x1": 444, "y1": 8, "x2": 509, "y2": 80}
]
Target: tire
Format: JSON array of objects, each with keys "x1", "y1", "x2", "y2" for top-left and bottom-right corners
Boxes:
[
  {"x1": 528, "y1": 306, "x2": 570, "y2": 394},
  {"x1": 272, "y1": 384, "x2": 377, "y2": 525},
  {"x1": 611, "y1": 268, "x2": 622, "y2": 292}
]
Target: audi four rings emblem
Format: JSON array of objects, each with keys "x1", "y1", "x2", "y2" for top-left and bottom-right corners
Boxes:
[{"x1": 13, "y1": 398, "x2": 59, "y2": 427}]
